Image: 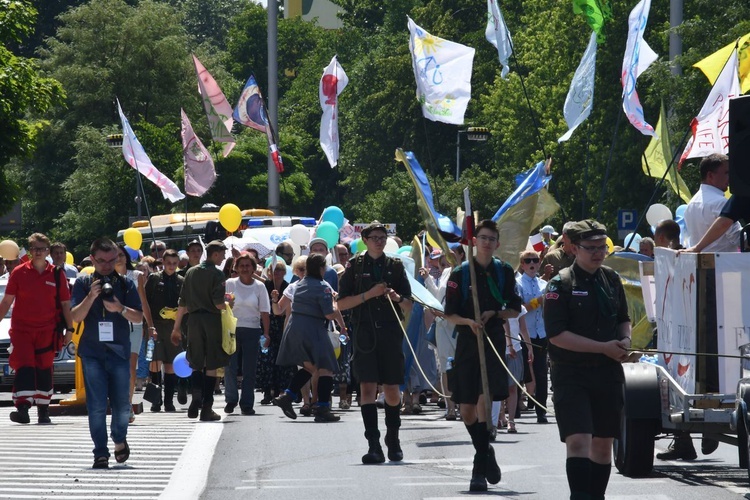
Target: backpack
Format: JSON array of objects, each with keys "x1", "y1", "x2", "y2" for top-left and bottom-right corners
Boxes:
[{"x1": 458, "y1": 258, "x2": 509, "y2": 307}]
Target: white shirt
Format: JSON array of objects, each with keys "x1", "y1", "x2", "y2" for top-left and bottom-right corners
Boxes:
[
  {"x1": 226, "y1": 277, "x2": 270, "y2": 329},
  {"x1": 684, "y1": 184, "x2": 741, "y2": 252},
  {"x1": 283, "y1": 281, "x2": 299, "y2": 302},
  {"x1": 516, "y1": 273, "x2": 547, "y2": 339},
  {"x1": 506, "y1": 306, "x2": 527, "y2": 353}
]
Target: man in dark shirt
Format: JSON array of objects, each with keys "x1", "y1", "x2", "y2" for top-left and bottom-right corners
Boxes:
[
  {"x1": 337, "y1": 221, "x2": 412, "y2": 465},
  {"x1": 543, "y1": 219, "x2": 631, "y2": 500},
  {"x1": 171, "y1": 240, "x2": 228, "y2": 421},
  {"x1": 444, "y1": 219, "x2": 522, "y2": 492}
]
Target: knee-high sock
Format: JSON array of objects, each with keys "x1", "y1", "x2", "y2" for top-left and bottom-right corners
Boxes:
[
  {"x1": 286, "y1": 369, "x2": 312, "y2": 399},
  {"x1": 566, "y1": 457, "x2": 591, "y2": 499},
  {"x1": 316, "y1": 376, "x2": 333, "y2": 406},
  {"x1": 163, "y1": 373, "x2": 178, "y2": 404},
  {"x1": 589, "y1": 460, "x2": 611, "y2": 499},
  {"x1": 384, "y1": 402, "x2": 401, "y2": 437},
  {"x1": 466, "y1": 421, "x2": 488, "y2": 475},
  {"x1": 361, "y1": 403, "x2": 380, "y2": 442},
  {"x1": 150, "y1": 370, "x2": 162, "y2": 386},
  {"x1": 202, "y1": 374, "x2": 216, "y2": 407},
  {"x1": 190, "y1": 371, "x2": 204, "y2": 407}
]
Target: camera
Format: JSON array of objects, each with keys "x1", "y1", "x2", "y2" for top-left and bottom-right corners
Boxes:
[{"x1": 99, "y1": 275, "x2": 115, "y2": 302}]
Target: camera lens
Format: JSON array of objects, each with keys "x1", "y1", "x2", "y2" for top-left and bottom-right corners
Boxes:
[{"x1": 101, "y1": 282, "x2": 115, "y2": 301}]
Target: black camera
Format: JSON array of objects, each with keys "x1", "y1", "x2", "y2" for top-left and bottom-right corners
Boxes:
[{"x1": 99, "y1": 275, "x2": 115, "y2": 302}]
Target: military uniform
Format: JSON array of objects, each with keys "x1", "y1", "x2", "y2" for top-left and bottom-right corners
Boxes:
[
  {"x1": 540, "y1": 246, "x2": 574, "y2": 280},
  {"x1": 145, "y1": 271, "x2": 184, "y2": 363}
]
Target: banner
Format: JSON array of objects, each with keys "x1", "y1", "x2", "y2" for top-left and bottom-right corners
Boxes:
[
  {"x1": 680, "y1": 48, "x2": 740, "y2": 164},
  {"x1": 714, "y1": 252, "x2": 750, "y2": 394},
  {"x1": 117, "y1": 100, "x2": 185, "y2": 203},
  {"x1": 559, "y1": 31, "x2": 597, "y2": 143},
  {"x1": 621, "y1": 0, "x2": 657, "y2": 137},
  {"x1": 485, "y1": 0, "x2": 513, "y2": 79},
  {"x1": 408, "y1": 17, "x2": 475, "y2": 125},
  {"x1": 233, "y1": 74, "x2": 268, "y2": 132},
  {"x1": 572, "y1": 0, "x2": 612, "y2": 42},
  {"x1": 694, "y1": 33, "x2": 750, "y2": 94},
  {"x1": 181, "y1": 109, "x2": 216, "y2": 197},
  {"x1": 319, "y1": 56, "x2": 349, "y2": 168},
  {"x1": 642, "y1": 101, "x2": 692, "y2": 203},
  {"x1": 192, "y1": 54, "x2": 235, "y2": 157}
]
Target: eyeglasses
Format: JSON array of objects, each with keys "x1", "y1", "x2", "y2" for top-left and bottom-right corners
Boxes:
[
  {"x1": 94, "y1": 256, "x2": 118, "y2": 266},
  {"x1": 338, "y1": 253, "x2": 349, "y2": 259},
  {"x1": 522, "y1": 258, "x2": 540, "y2": 264},
  {"x1": 30, "y1": 246, "x2": 49, "y2": 253},
  {"x1": 367, "y1": 236, "x2": 387, "y2": 243},
  {"x1": 476, "y1": 235, "x2": 498, "y2": 243},
  {"x1": 577, "y1": 244, "x2": 608, "y2": 254}
]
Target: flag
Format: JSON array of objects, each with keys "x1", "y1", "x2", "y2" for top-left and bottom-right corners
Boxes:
[
  {"x1": 694, "y1": 34, "x2": 750, "y2": 94},
  {"x1": 266, "y1": 123, "x2": 284, "y2": 174},
  {"x1": 408, "y1": 17, "x2": 475, "y2": 125},
  {"x1": 680, "y1": 48, "x2": 740, "y2": 164},
  {"x1": 117, "y1": 100, "x2": 185, "y2": 203},
  {"x1": 621, "y1": 0, "x2": 657, "y2": 137},
  {"x1": 192, "y1": 54, "x2": 235, "y2": 157},
  {"x1": 319, "y1": 55, "x2": 349, "y2": 168},
  {"x1": 572, "y1": 0, "x2": 612, "y2": 42},
  {"x1": 642, "y1": 101, "x2": 692, "y2": 203},
  {"x1": 181, "y1": 109, "x2": 216, "y2": 197},
  {"x1": 233, "y1": 74, "x2": 268, "y2": 132},
  {"x1": 485, "y1": 0, "x2": 513, "y2": 79},
  {"x1": 559, "y1": 31, "x2": 597, "y2": 143},
  {"x1": 395, "y1": 148, "x2": 460, "y2": 266},
  {"x1": 492, "y1": 159, "x2": 560, "y2": 266},
  {"x1": 529, "y1": 233, "x2": 545, "y2": 253}
]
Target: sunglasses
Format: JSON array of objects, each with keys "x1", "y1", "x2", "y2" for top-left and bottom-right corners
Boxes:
[{"x1": 522, "y1": 258, "x2": 540, "y2": 264}]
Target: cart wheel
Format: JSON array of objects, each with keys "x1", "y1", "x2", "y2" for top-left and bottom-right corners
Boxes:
[
  {"x1": 737, "y1": 410, "x2": 749, "y2": 470},
  {"x1": 614, "y1": 411, "x2": 657, "y2": 477}
]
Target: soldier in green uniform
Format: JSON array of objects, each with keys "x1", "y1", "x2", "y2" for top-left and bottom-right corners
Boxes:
[
  {"x1": 543, "y1": 220, "x2": 631, "y2": 500},
  {"x1": 337, "y1": 221, "x2": 412, "y2": 465}
]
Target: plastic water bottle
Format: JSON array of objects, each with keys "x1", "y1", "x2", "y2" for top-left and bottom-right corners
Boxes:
[
  {"x1": 339, "y1": 333, "x2": 348, "y2": 346},
  {"x1": 146, "y1": 338, "x2": 155, "y2": 361},
  {"x1": 259, "y1": 336, "x2": 269, "y2": 354},
  {"x1": 446, "y1": 356, "x2": 454, "y2": 371}
]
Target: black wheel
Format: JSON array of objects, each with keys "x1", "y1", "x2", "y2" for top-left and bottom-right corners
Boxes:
[
  {"x1": 614, "y1": 411, "x2": 657, "y2": 477},
  {"x1": 737, "y1": 409, "x2": 749, "y2": 470}
]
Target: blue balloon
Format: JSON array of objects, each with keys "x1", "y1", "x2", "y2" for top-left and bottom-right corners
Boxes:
[
  {"x1": 675, "y1": 204, "x2": 688, "y2": 219},
  {"x1": 124, "y1": 246, "x2": 139, "y2": 261},
  {"x1": 316, "y1": 221, "x2": 340, "y2": 248},
  {"x1": 397, "y1": 245, "x2": 412, "y2": 255},
  {"x1": 173, "y1": 352, "x2": 192, "y2": 378},
  {"x1": 321, "y1": 206, "x2": 345, "y2": 229}
]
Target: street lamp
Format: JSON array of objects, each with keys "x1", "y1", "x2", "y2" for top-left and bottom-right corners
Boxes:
[
  {"x1": 456, "y1": 127, "x2": 491, "y2": 181},
  {"x1": 106, "y1": 133, "x2": 144, "y2": 223}
]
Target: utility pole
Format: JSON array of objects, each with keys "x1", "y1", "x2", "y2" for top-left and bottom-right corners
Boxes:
[
  {"x1": 267, "y1": 0, "x2": 280, "y2": 213},
  {"x1": 670, "y1": 0, "x2": 683, "y2": 76}
]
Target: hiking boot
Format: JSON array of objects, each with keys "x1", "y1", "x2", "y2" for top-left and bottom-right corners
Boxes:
[
  {"x1": 187, "y1": 401, "x2": 201, "y2": 419},
  {"x1": 469, "y1": 473, "x2": 488, "y2": 492},
  {"x1": 272, "y1": 393, "x2": 297, "y2": 420},
  {"x1": 314, "y1": 406, "x2": 340, "y2": 423},
  {"x1": 486, "y1": 445, "x2": 501, "y2": 484},
  {"x1": 10, "y1": 404, "x2": 30, "y2": 424},
  {"x1": 361, "y1": 443, "x2": 386, "y2": 464},
  {"x1": 656, "y1": 436, "x2": 697, "y2": 461},
  {"x1": 37, "y1": 405, "x2": 51, "y2": 424},
  {"x1": 384, "y1": 432, "x2": 403, "y2": 462},
  {"x1": 199, "y1": 406, "x2": 221, "y2": 421}
]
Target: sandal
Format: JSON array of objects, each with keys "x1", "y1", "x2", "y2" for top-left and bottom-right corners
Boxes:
[
  {"x1": 445, "y1": 411, "x2": 457, "y2": 421},
  {"x1": 93, "y1": 456, "x2": 109, "y2": 469},
  {"x1": 114, "y1": 440, "x2": 130, "y2": 463},
  {"x1": 129, "y1": 409, "x2": 135, "y2": 424},
  {"x1": 508, "y1": 421, "x2": 517, "y2": 434}
]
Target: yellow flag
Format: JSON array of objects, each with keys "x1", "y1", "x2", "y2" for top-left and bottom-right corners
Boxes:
[
  {"x1": 642, "y1": 101, "x2": 692, "y2": 204},
  {"x1": 693, "y1": 33, "x2": 750, "y2": 94}
]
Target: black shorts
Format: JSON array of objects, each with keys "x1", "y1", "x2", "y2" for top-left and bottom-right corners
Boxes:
[
  {"x1": 352, "y1": 323, "x2": 404, "y2": 386},
  {"x1": 551, "y1": 362, "x2": 624, "y2": 442},
  {"x1": 450, "y1": 329, "x2": 509, "y2": 405}
]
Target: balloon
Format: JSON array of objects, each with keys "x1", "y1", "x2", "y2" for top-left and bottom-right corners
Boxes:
[
  {"x1": 80, "y1": 266, "x2": 95, "y2": 275},
  {"x1": 122, "y1": 228, "x2": 142, "y2": 250},
  {"x1": 384, "y1": 237, "x2": 399, "y2": 253},
  {"x1": 65, "y1": 251, "x2": 74, "y2": 265},
  {"x1": 0, "y1": 240, "x2": 19, "y2": 260},
  {"x1": 173, "y1": 352, "x2": 192, "y2": 378},
  {"x1": 124, "y1": 246, "x2": 139, "y2": 261},
  {"x1": 397, "y1": 245, "x2": 412, "y2": 255},
  {"x1": 623, "y1": 233, "x2": 642, "y2": 251},
  {"x1": 605, "y1": 237, "x2": 614, "y2": 255},
  {"x1": 316, "y1": 221, "x2": 339, "y2": 249},
  {"x1": 289, "y1": 224, "x2": 311, "y2": 246},
  {"x1": 675, "y1": 204, "x2": 688, "y2": 219},
  {"x1": 645, "y1": 204, "x2": 672, "y2": 226},
  {"x1": 320, "y1": 206, "x2": 345, "y2": 229},
  {"x1": 219, "y1": 203, "x2": 242, "y2": 232}
]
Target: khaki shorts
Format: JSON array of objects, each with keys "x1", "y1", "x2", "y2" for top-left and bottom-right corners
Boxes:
[{"x1": 186, "y1": 312, "x2": 228, "y2": 371}]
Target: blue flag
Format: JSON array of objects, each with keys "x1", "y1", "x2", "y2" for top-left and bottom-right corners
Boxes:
[
  {"x1": 492, "y1": 160, "x2": 551, "y2": 221},
  {"x1": 233, "y1": 74, "x2": 268, "y2": 133}
]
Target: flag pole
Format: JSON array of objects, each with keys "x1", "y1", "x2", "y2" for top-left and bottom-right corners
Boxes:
[
  {"x1": 464, "y1": 189, "x2": 493, "y2": 430},
  {"x1": 122, "y1": 129, "x2": 158, "y2": 252}
]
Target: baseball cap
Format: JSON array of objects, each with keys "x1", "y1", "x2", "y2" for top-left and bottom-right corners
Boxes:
[
  {"x1": 186, "y1": 239, "x2": 202, "y2": 250},
  {"x1": 429, "y1": 249, "x2": 442, "y2": 260},
  {"x1": 540, "y1": 225, "x2": 557, "y2": 235},
  {"x1": 567, "y1": 220, "x2": 607, "y2": 243},
  {"x1": 361, "y1": 220, "x2": 387, "y2": 238}
]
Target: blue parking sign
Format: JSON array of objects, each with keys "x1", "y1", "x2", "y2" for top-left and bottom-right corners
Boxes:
[{"x1": 617, "y1": 209, "x2": 637, "y2": 231}]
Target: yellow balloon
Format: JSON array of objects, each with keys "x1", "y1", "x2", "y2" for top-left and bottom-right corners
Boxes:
[
  {"x1": 606, "y1": 237, "x2": 614, "y2": 255},
  {"x1": 219, "y1": 203, "x2": 242, "y2": 232},
  {"x1": 0, "y1": 239, "x2": 20, "y2": 260},
  {"x1": 123, "y1": 228, "x2": 142, "y2": 249},
  {"x1": 80, "y1": 266, "x2": 95, "y2": 275},
  {"x1": 65, "y1": 251, "x2": 74, "y2": 265}
]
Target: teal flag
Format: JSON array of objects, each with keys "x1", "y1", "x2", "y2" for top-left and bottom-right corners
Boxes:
[{"x1": 572, "y1": 0, "x2": 611, "y2": 42}]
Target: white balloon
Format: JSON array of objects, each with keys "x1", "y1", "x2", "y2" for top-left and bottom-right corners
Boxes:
[
  {"x1": 646, "y1": 204, "x2": 672, "y2": 227},
  {"x1": 289, "y1": 224, "x2": 311, "y2": 246},
  {"x1": 384, "y1": 237, "x2": 400, "y2": 254}
]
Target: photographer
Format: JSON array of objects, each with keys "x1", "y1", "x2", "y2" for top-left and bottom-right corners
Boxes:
[{"x1": 71, "y1": 238, "x2": 143, "y2": 469}]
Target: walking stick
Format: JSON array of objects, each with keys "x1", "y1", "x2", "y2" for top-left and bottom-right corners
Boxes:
[{"x1": 464, "y1": 189, "x2": 494, "y2": 431}]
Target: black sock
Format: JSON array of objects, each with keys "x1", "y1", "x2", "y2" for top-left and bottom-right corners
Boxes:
[
  {"x1": 286, "y1": 369, "x2": 313, "y2": 399},
  {"x1": 150, "y1": 371, "x2": 162, "y2": 386},
  {"x1": 190, "y1": 371, "x2": 204, "y2": 407},
  {"x1": 361, "y1": 403, "x2": 379, "y2": 442},
  {"x1": 589, "y1": 460, "x2": 611, "y2": 499},
  {"x1": 202, "y1": 375, "x2": 215, "y2": 407},
  {"x1": 164, "y1": 373, "x2": 177, "y2": 403},
  {"x1": 566, "y1": 457, "x2": 591, "y2": 498},
  {"x1": 317, "y1": 376, "x2": 333, "y2": 406},
  {"x1": 384, "y1": 402, "x2": 401, "y2": 435}
]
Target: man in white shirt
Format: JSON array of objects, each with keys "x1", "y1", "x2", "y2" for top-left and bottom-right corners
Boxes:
[{"x1": 684, "y1": 154, "x2": 741, "y2": 252}]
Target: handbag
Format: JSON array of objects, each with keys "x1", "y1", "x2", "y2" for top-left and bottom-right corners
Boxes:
[
  {"x1": 221, "y1": 305, "x2": 238, "y2": 355},
  {"x1": 143, "y1": 382, "x2": 161, "y2": 404}
]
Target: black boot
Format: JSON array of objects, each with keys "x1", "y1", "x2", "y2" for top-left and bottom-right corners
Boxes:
[
  {"x1": 163, "y1": 373, "x2": 177, "y2": 412},
  {"x1": 656, "y1": 433, "x2": 697, "y2": 460},
  {"x1": 384, "y1": 402, "x2": 403, "y2": 462},
  {"x1": 361, "y1": 404, "x2": 385, "y2": 464},
  {"x1": 187, "y1": 371, "x2": 204, "y2": 419},
  {"x1": 314, "y1": 405, "x2": 340, "y2": 422},
  {"x1": 10, "y1": 403, "x2": 31, "y2": 424},
  {"x1": 177, "y1": 377, "x2": 188, "y2": 405},
  {"x1": 200, "y1": 403, "x2": 221, "y2": 421},
  {"x1": 150, "y1": 371, "x2": 163, "y2": 412},
  {"x1": 37, "y1": 404, "x2": 51, "y2": 424}
]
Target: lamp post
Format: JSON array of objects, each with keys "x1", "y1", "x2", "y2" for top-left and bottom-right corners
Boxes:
[
  {"x1": 106, "y1": 133, "x2": 143, "y2": 223},
  {"x1": 456, "y1": 127, "x2": 491, "y2": 181}
]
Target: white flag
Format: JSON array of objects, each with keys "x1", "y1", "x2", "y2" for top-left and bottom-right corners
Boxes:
[
  {"x1": 319, "y1": 55, "x2": 349, "y2": 168},
  {"x1": 117, "y1": 100, "x2": 185, "y2": 203},
  {"x1": 192, "y1": 54, "x2": 235, "y2": 157},
  {"x1": 408, "y1": 17, "x2": 475, "y2": 125},
  {"x1": 485, "y1": 0, "x2": 513, "y2": 79},
  {"x1": 680, "y1": 48, "x2": 741, "y2": 164},
  {"x1": 181, "y1": 109, "x2": 216, "y2": 197},
  {"x1": 621, "y1": 0, "x2": 657, "y2": 137},
  {"x1": 559, "y1": 31, "x2": 597, "y2": 143}
]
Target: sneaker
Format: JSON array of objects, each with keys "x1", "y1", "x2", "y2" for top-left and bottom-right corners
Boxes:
[
  {"x1": 224, "y1": 403, "x2": 236, "y2": 414},
  {"x1": 361, "y1": 444, "x2": 386, "y2": 464},
  {"x1": 199, "y1": 407, "x2": 221, "y2": 421},
  {"x1": 37, "y1": 405, "x2": 51, "y2": 425},
  {"x1": 339, "y1": 400, "x2": 351, "y2": 410},
  {"x1": 299, "y1": 404, "x2": 312, "y2": 417},
  {"x1": 10, "y1": 404, "x2": 31, "y2": 424},
  {"x1": 314, "y1": 406, "x2": 340, "y2": 422},
  {"x1": 240, "y1": 408, "x2": 256, "y2": 416},
  {"x1": 272, "y1": 393, "x2": 297, "y2": 420},
  {"x1": 384, "y1": 433, "x2": 403, "y2": 461}
]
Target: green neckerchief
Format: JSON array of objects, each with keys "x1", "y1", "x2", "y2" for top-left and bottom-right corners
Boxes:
[{"x1": 485, "y1": 263, "x2": 507, "y2": 307}]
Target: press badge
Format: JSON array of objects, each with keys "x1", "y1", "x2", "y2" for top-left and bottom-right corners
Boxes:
[{"x1": 98, "y1": 322, "x2": 114, "y2": 342}]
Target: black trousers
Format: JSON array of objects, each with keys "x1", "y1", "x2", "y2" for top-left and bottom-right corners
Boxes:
[{"x1": 530, "y1": 337, "x2": 549, "y2": 416}]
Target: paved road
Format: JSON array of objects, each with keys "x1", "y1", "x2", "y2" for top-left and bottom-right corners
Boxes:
[{"x1": 1, "y1": 391, "x2": 750, "y2": 499}]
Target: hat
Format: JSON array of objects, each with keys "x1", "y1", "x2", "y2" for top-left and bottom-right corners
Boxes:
[
  {"x1": 361, "y1": 220, "x2": 387, "y2": 238},
  {"x1": 567, "y1": 219, "x2": 607, "y2": 243},
  {"x1": 561, "y1": 221, "x2": 576, "y2": 234},
  {"x1": 429, "y1": 249, "x2": 442, "y2": 260},
  {"x1": 205, "y1": 240, "x2": 227, "y2": 253},
  {"x1": 540, "y1": 225, "x2": 557, "y2": 235},
  {"x1": 186, "y1": 239, "x2": 202, "y2": 250},
  {"x1": 308, "y1": 237, "x2": 329, "y2": 251},
  {"x1": 332, "y1": 263, "x2": 345, "y2": 276}
]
